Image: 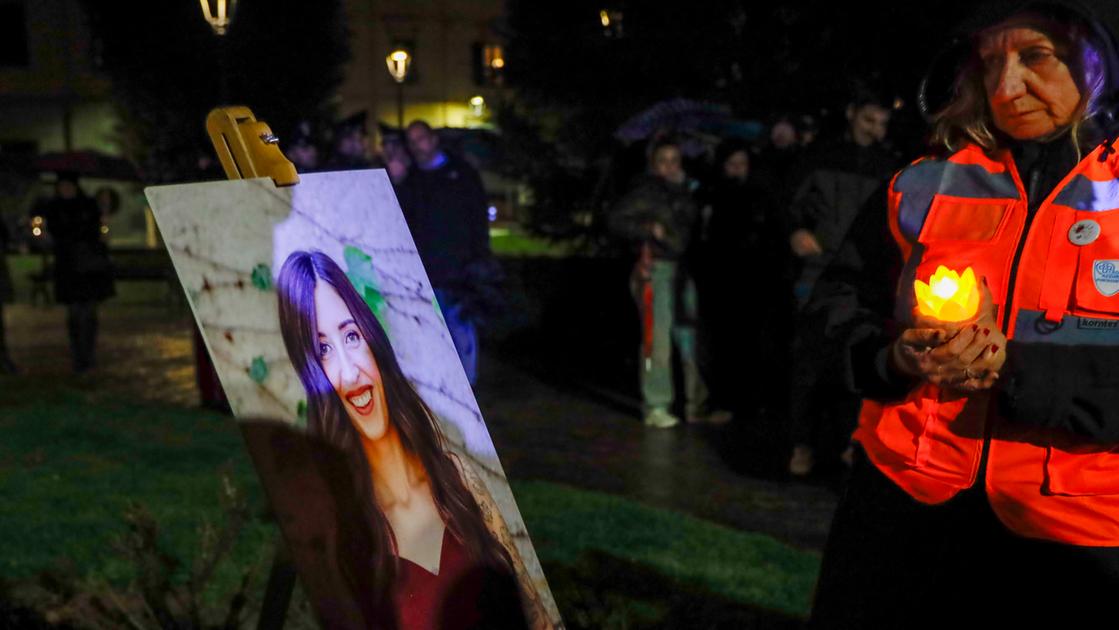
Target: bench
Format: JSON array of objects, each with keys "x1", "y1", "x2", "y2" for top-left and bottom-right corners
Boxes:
[{"x1": 28, "y1": 246, "x2": 181, "y2": 306}]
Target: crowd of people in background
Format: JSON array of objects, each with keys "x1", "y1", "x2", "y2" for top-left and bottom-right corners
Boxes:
[
  {"x1": 267, "y1": 82, "x2": 905, "y2": 481},
  {"x1": 607, "y1": 81, "x2": 902, "y2": 480}
]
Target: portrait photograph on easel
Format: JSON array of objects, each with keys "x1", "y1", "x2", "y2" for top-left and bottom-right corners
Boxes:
[{"x1": 146, "y1": 162, "x2": 558, "y2": 629}]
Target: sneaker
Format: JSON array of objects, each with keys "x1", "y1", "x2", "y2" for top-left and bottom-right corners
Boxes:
[
  {"x1": 789, "y1": 444, "x2": 815, "y2": 477},
  {"x1": 686, "y1": 409, "x2": 733, "y2": 425},
  {"x1": 643, "y1": 408, "x2": 680, "y2": 428}
]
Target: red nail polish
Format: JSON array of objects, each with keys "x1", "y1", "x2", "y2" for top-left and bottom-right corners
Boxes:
[
  {"x1": 990, "y1": 344, "x2": 1000, "y2": 354},
  {"x1": 982, "y1": 328, "x2": 990, "y2": 336},
  {"x1": 971, "y1": 324, "x2": 979, "y2": 332}
]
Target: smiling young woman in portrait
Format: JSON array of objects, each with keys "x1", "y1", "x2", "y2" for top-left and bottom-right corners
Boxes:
[{"x1": 277, "y1": 249, "x2": 546, "y2": 630}]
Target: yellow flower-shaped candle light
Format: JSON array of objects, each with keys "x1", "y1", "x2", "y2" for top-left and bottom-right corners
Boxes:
[{"x1": 914, "y1": 265, "x2": 980, "y2": 323}]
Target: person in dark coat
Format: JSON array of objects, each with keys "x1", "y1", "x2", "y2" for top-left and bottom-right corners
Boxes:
[
  {"x1": 786, "y1": 86, "x2": 900, "y2": 477},
  {"x1": 44, "y1": 173, "x2": 115, "y2": 372},
  {"x1": 696, "y1": 139, "x2": 788, "y2": 414},
  {"x1": 0, "y1": 216, "x2": 16, "y2": 373},
  {"x1": 395, "y1": 120, "x2": 494, "y2": 385}
]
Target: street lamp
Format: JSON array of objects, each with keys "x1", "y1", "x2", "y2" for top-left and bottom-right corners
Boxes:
[
  {"x1": 385, "y1": 49, "x2": 412, "y2": 130},
  {"x1": 200, "y1": 0, "x2": 236, "y2": 103},
  {"x1": 469, "y1": 95, "x2": 485, "y2": 118},
  {"x1": 199, "y1": 0, "x2": 236, "y2": 36}
]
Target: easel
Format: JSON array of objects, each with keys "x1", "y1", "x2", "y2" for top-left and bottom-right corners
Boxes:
[{"x1": 205, "y1": 106, "x2": 299, "y2": 629}]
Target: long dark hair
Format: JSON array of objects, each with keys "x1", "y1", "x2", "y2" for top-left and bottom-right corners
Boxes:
[{"x1": 277, "y1": 250, "x2": 512, "y2": 608}]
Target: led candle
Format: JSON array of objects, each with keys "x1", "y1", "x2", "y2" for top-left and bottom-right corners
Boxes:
[{"x1": 914, "y1": 265, "x2": 980, "y2": 323}]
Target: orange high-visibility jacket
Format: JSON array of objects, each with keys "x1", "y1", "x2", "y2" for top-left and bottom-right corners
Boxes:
[{"x1": 856, "y1": 141, "x2": 1119, "y2": 546}]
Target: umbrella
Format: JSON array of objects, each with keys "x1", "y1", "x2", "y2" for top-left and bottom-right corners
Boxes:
[
  {"x1": 34, "y1": 150, "x2": 141, "y2": 181},
  {"x1": 615, "y1": 98, "x2": 762, "y2": 157},
  {"x1": 615, "y1": 98, "x2": 732, "y2": 142}
]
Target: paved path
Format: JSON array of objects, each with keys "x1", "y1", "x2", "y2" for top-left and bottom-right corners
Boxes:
[
  {"x1": 475, "y1": 357, "x2": 838, "y2": 551},
  {"x1": 4, "y1": 299, "x2": 838, "y2": 551}
]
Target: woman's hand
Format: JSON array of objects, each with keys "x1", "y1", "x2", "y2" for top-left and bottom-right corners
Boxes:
[{"x1": 890, "y1": 279, "x2": 1007, "y2": 393}]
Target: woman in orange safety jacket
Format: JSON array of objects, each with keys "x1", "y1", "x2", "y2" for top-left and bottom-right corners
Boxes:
[{"x1": 807, "y1": 1, "x2": 1119, "y2": 627}]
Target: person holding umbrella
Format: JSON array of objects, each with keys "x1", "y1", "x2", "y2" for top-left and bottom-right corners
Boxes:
[
  {"x1": 43, "y1": 173, "x2": 114, "y2": 373},
  {"x1": 609, "y1": 136, "x2": 729, "y2": 428}
]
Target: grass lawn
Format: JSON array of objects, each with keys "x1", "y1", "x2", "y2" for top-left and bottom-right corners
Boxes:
[
  {"x1": 0, "y1": 377, "x2": 817, "y2": 627},
  {"x1": 0, "y1": 380, "x2": 275, "y2": 615},
  {"x1": 489, "y1": 228, "x2": 574, "y2": 258}
]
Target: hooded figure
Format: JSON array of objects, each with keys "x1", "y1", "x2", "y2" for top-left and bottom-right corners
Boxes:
[
  {"x1": 43, "y1": 173, "x2": 115, "y2": 373},
  {"x1": 807, "y1": 2, "x2": 1119, "y2": 626}
]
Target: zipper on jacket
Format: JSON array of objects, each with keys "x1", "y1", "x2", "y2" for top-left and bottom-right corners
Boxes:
[
  {"x1": 978, "y1": 166, "x2": 1040, "y2": 479},
  {"x1": 999, "y1": 168, "x2": 1042, "y2": 334}
]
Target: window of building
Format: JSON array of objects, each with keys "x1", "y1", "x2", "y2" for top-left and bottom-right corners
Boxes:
[
  {"x1": 599, "y1": 8, "x2": 624, "y2": 38},
  {"x1": 472, "y1": 42, "x2": 504, "y2": 87}
]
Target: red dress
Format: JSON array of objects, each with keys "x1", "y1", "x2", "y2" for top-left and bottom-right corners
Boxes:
[{"x1": 393, "y1": 528, "x2": 489, "y2": 630}]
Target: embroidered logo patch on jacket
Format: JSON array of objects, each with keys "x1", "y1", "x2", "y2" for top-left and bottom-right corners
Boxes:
[{"x1": 1093, "y1": 260, "x2": 1119, "y2": 297}]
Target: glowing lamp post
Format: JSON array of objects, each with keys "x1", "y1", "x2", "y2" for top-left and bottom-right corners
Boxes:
[
  {"x1": 200, "y1": 0, "x2": 236, "y2": 102},
  {"x1": 914, "y1": 265, "x2": 980, "y2": 323},
  {"x1": 199, "y1": 0, "x2": 235, "y2": 35},
  {"x1": 385, "y1": 49, "x2": 412, "y2": 130},
  {"x1": 469, "y1": 95, "x2": 485, "y2": 117}
]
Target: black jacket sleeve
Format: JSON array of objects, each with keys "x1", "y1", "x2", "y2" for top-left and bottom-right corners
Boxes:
[
  {"x1": 999, "y1": 342, "x2": 1119, "y2": 443},
  {"x1": 806, "y1": 181, "x2": 916, "y2": 401}
]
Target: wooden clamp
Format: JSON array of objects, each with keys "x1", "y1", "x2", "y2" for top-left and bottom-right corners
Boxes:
[{"x1": 205, "y1": 106, "x2": 299, "y2": 186}]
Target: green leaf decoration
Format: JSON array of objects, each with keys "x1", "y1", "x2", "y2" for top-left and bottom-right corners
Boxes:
[
  {"x1": 249, "y1": 356, "x2": 269, "y2": 384},
  {"x1": 296, "y1": 399, "x2": 307, "y2": 426},
  {"x1": 432, "y1": 294, "x2": 446, "y2": 326},
  {"x1": 251, "y1": 264, "x2": 273, "y2": 291},
  {"x1": 343, "y1": 245, "x2": 390, "y2": 337}
]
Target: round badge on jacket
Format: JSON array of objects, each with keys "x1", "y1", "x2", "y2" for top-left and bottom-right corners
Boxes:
[{"x1": 1069, "y1": 219, "x2": 1101, "y2": 246}]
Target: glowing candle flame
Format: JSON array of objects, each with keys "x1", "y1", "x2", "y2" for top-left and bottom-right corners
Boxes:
[{"x1": 914, "y1": 265, "x2": 979, "y2": 322}]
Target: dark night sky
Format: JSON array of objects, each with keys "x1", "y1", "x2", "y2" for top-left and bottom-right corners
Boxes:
[{"x1": 505, "y1": 0, "x2": 978, "y2": 148}]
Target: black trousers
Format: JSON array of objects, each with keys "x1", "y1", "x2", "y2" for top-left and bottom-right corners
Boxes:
[
  {"x1": 811, "y1": 450, "x2": 1119, "y2": 629},
  {"x1": 66, "y1": 301, "x2": 99, "y2": 371},
  {"x1": 788, "y1": 310, "x2": 860, "y2": 456}
]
